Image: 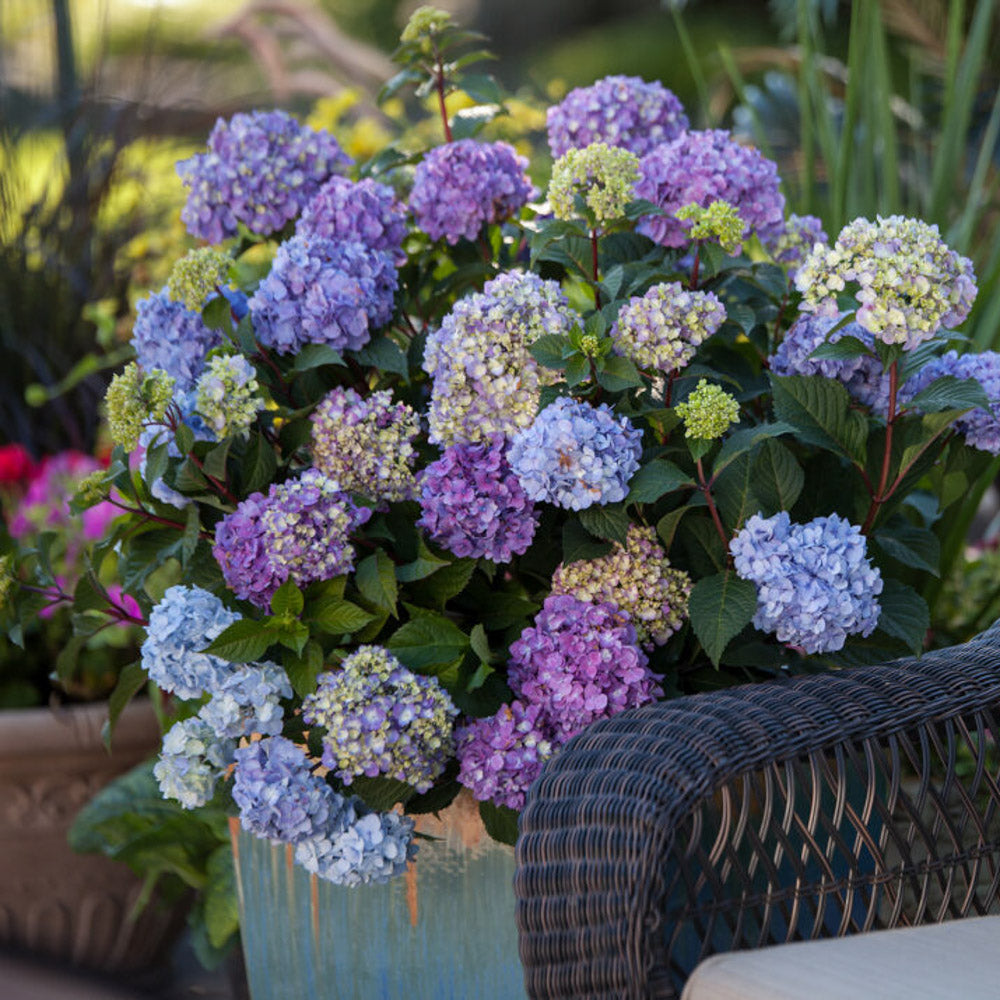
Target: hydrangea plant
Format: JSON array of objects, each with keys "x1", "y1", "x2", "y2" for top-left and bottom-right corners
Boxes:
[{"x1": 12, "y1": 7, "x2": 999, "y2": 890}]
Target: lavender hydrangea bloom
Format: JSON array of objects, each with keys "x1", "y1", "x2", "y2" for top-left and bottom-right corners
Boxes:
[
  {"x1": 509, "y1": 397, "x2": 642, "y2": 510},
  {"x1": 249, "y1": 235, "x2": 397, "y2": 355},
  {"x1": 767, "y1": 214, "x2": 828, "y2": 278},
  {"x1": 213, "y1": 491, "x2": 286, "y2": 609},
  {"x1": 177, "y1": 110, "x2": 351, "y2": 243},
  {"x1": 771, "y1": 313, "x2": 890, "y2": 413},
  {"x1": 298, "y1": 176, "x2": 407, "y2": 265},
  {"x1": 546, "y1": 75, "x2": 688, "y2": 158},
  {"x1": 295, "y1": 803, "x2": 415, "y2": 887},
  {"x1": 302, "y1": 646, "x2": 458, "y2": 793},
  {"x1": 131, "y1": 287, "x2": 224, "y2": 391},
  {"x1": 410, "y1": 140, "x2": 535, "y2": 244},
  {"x1": 199, "y1": 662, "x2": 292, "y2": 739},
  {"x1": 507, "y1": 594, "x2": 662, "y2": 742},
  {"x1": 730, "y1": 512, "x2": 883, "y2": 654},
  {"x1": 455, "y1": 700, "x2": 555, "y2": 811},
  {"x1": 417, "y1": 435, "x2": 539, "y2": 562},
  {"x1": 154, "y1": 717, "x2": 235, "y2": 810},
  {"x1": 232, "y1": 736, "x2": 337, "y2": 844},
  {"x1": 901, "y1": 350, "x2": 1000, "y2": 453},
  {"x1": 635, "y1": 130, "x2": 785, "y2": 249},
  {"x1": 423, "y1": 271, "x2": 575, "y2": 446},
  {"x1": 141, "y1": 585, "x2": 241, "y2": 699}
]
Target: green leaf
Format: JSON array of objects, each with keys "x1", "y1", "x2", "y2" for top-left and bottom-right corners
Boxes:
[
  {"x1": 875, "y1": 578, "x2": 929, "y2": 654},
  {"x1": 242, "y1": 434, "x2": 278, "y2": 495},
  {"x1": 201, "y1": 439, "x2": 232, "y2": 481},
  {"x1": 657, "y1": 505, "x2": 691, "y2": 550},
  {"x1": 354, "y1": 336, "x2": 409, "y2": 379},
  {"x1": 479, "y1": 800, "x2": 519, "y2": 846},
  {"x1": 270, "y1": 579, "x2": 304, "y2": 619},
  {"x1": 528, "y1": 334, "x2": 572, "y2": 370},
  {"x1": 907, "y1": 375, "x2": 990, "y2": 414},
  {"x1": 595, "y1": 355, "x2": 643, "y2": 392},
  {"x1": 770, "y1": 374, "x2": 868, "y2": 464},
  {"x1": 378, "y1": 66, "x2": 423, "y2": 103},
  {"x1": 292, "y1": 343, "x2": 345, "y2": 372},
  {"x1": 564, "y1": 353, "x2": 590, "y2": 387},
  {"x1": 688, "y1": 571, "x2": 758, "y2": 667},
  {"x1": 418, "y1": 558, "x2": 476, "y2": 608},
  {"x1": 174, "y1": 423, "x2": 195, "y2": 456},
  {"x1": 713, "y1": 452, "x2": 760, "y2": 532},
  {"x1": 275, "y1": 619, "x2": 309, "y2": 655},
  {"x1": 578, "y1": 503, "x2": 630, "y2": 546},
  {"x1": 203, "y1": 845, "x2": 239, "y2": 950},
  {"x1": 311, "y1": 597, "x2": 374, "y2": 635},
  {"x1": 396, "y1": 541, "x2": 451, "y2": 582},
  {"x1": 449, "y1": 103, "x2": 502, "y2": 140},
  {"x1": 284, "y1": 640, "x2": 324, "y2": 697},
  {"x1": 458, "y1": 72, "x2": 502, "y2": 105},
  {"x1": 561, "y1": 518, "x2": 614, "y2": 564},
  {"x1": 102, "y1": 663, "x2": 148, "y2": 751},
  {"x1": 356, "y1": 550, "x2": 398, "y2": 617},
  {"x1": 387, "y1": 610, "x2": 470, "y2": 675},
  {"x1": 751, "y1": 439, "x2": 805, "y2": 516},
  {"x1": 470, "y1": 623, "x2": 492, "y2": 665},
  {"x1": 873, "y1": 521, "x2": 940, "y2": 576},
  {"x1": 201, "y1": 619, "x2": 274, "y2": 663},
  {"x1": 626, "y1": 459, "x2": 693, "y2": 504},
  {"x1": 712, "y1": 422, "x2": 795, "y2": 478},
  {"x1": 349, "y1": 776, "x2": 416, "y2": 812},
  {"x1": 726, "y1": 303, "x2": 756, "y2": 334},
  {"x1": 201, "y1": 293, "x2": 233, "y2": 334},
  {"x1": 180, "y1": 504, "x2": 200, "y2": 566},
  {"x1": 809, "y1": 335, "x2": 874, "y2": 361}
]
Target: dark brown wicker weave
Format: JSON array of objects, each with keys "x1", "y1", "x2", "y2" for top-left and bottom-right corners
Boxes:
[{"x1": 514, "y1": 623, "x2": 1000, "y2": 999}]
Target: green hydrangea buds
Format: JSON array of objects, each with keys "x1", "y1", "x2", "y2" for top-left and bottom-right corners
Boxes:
[
  {"x1": 549, "y1": 143, "x2": 640, "y2": 225},
  {"x1": 167, "y1": 247, "x2": 232, "y2": 312},
  {"x1": 579, "y1": 334, "x2": 601, "y2": 357},
  {"x1": 675, "y1": 379, "x2": 740, "y2": 440},
  {"x1": 106, "y1": 363, "x2": 176, "y2": 452},
  {"x1": 75, "y1": 470, "x2": 110, "y2": 507},
  {"x1": 675, "y1": 200, "x2": 745, "y2": 254},
  {"x1": 194, "y1": 354, "x2": 264, "y2": 440},
  {"x1": 0, "y1": 555, "x2": 14, "y2": 613},
  {"x1": 400, "y1": 5, "x2": 453, "y2": 45}
]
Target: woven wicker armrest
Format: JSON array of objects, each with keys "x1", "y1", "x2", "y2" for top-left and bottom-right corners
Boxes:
[{"x1": 514, "y1": 623, "x2": 1000, "y2": 1000}]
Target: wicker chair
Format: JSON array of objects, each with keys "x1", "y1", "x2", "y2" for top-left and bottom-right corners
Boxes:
[{"x1": 514, "y1": 622, "x2": 1000, "y2": 999}]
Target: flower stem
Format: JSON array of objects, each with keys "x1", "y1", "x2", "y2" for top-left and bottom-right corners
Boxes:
[
  {"x1": 434, "y1": 47, "x2": 453, "y2": 143},
  {"x1": 590, "y1": 229, "x2": 601, "y2": 308},
  {"x1": 689, "y1": 243, "x2": 701, "y2": 291},
  {"x1": 108, "y1": 496, "x2": 213, "y2": 540},
  {"x1": 861, "y1": 359, "x2": 899, "y2": 534},
  {"x1": 696, "y1": 457, "x2": 730, "y2": 557}
]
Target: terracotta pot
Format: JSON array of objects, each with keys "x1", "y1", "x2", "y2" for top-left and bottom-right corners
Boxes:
[
  {"x1": 232, "y1": 790, "x2": 527, "y2": 999},
  {"x1": 0, "y1": 698, "x2": 186, "y2": 972}
]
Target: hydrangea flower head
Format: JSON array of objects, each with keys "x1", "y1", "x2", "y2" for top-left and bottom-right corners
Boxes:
[
  {"x1": 635, "y1": 130, "x2": 785, "y2": 249},
  {"x1": 675, "y1": 380, "x2": 740, "y2": 440},
  {"x1": 310, "y1": 386, "x2": 420, "y2": 502},
  {"x1": 417, "y1": 435, "x2": 539, "y2": 562},
  {"x1": 730, "y1": 511, "x2": 883, "y2": 654},
  {"x1": 795, "y1": 215, "x2": 977, "y2": 349},
  {"x1": 675, "y1": 200, "x2": 745, "y2": 254},
  {"x1": 249, "y1": 235, "x2": 397, "y2": 355},
  {"x1": 141, "y1": 585, "x2": 241, "y2": 700},
  {"x1": 546, "y1": 75, "x2": 688, "y2": 158},
  {"x1": 194, "y1": 354, "x2": 264, "y2": 439},
  {"x1": 410, "y1": 139, "x2": 534, "y2": 244},
  {"x1": 455, "y1": 700, "x2": 555, "y2": 810},
  {"x1": 551, "y1": 524, "x2": 692, "y2": 647},
  {"x1": 509, "y1": 396, "x2": 642, "y2": 510},
  {"x1": 167, "y1": 248, "x2": 232, "y2": 311},
  {"x1": 131, "y1": 287, "x2": 224, "y2": 391},
  {"x1": 106, "y1": 363, "x2": 175, "y2": 452},
  {"x1": 213, "y1": 491, "x2": 287, "y2": 608},
  {"x1": 423, "y1": 271, "x2": 575, "y2": 446},
  {"x1": 154, "y1": 717, "x2": 235, "y2": 810},
  {"x1": 400, "y1": 5, "x2": 453, "y2": 44},
  {"x1": 548, "y1": 143, "x2": 640, "y2": 225},
  {"x1": 508, "y1": 594, "x2": 661, "y2": 741},
  {"x1": 302, "y1": 645, "x2": 458, "y2": 793},
  {"x1": 177, "y1": 110, "x2": 351, "y2": 243},
  {"x1": 767, "y1": 214, "x2": 827, "y2": 278},
  {"x1": 199, "y1": 661, "x2": 292, "y2": 740},
  {"x1": 611, "y1": 281, "x2": 725, "y2": 372},
  {"x1": 298, "y1": 176, "x2": 407, "y2": 265}
]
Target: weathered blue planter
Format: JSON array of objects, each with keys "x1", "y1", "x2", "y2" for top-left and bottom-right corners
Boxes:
[{"x1": 232, "y1": 793, "x2": 527, "y2": 1000}]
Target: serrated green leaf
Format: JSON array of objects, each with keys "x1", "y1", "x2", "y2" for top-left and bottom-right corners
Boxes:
[
  {"x1": 174, "y1": 424, "x2": 195, "y2": 455},
  {"x1": 292, "y1": 343, "x2": 345, "y2": 372},
  {"x1": 349, "y1": 775, "x2": 416, "y2": 812},
  {"x1": 202, "y1": 619, "x2": 274, "y2": 663},
  {"x1": 387, "y1": 611, "x2": 470, "y2": 674},
  {"x1": 809, "y1": 334, "x2": 874, "y2": 361},
  {"x1": 396, "y1": 541, "x2": 451, "y2": 582},
  {"x1": 449, "y1": 103, "x2": 502, "y2": 140},
  {"x1": 751, "y1": 439, "x2": 804, "y2": 515},
  {"x1": 875, "y1": 578, "x2": 929, "y2": 653},
  {"x1": 180, "y1": 504, "x2": 200, "y2": 566},
  {"x1": 908, "y1": 375, "x2": 990, "y2": 414},
  {"x1": 712, "y1": 422, "x2": 796, "y2": 478},
  {"x1": 562, "y1": 518, "x2": 615, "y2": 564},
  {"x1": 595, "y1": 354, "x2": 643, "y2": 391},
  {"x1": 479, "y1": 800, "x2": 519, "y2": 845},
  {"x1": 528, "y1": 334, "x2": 572, "y2": 370},
  {"x1": 564, "y1": 353, "x2": 590, "y2": 387},
  {"x1": 417, "y1": 558, "x2": 477, "y2": 608},
  {"x1": 873, "y1": 522, "x2": 940, "y2": 576},
  {"x1": 770, "y1": 374, "x2": 868, "y2": 464},
  {"x1": 356, "y1": 550, "x2": 398, "y2": 617},
  {"x1": 201, "y1": 438, "x2": 232, "y2": 481},
  {"x1": 713, "y1": 452, "x2": 760, "y2": 532},
  {"x1": 726, "y1": 303, "x2": 756, "y2": 334},
  {"x1": 242, "y1": 434, "x2": 278, "y2": 495},
  {"x1": 657, "y1": 505, "x2": 691, "y2": 549},
  {"x1": 626, "y1": 459, "x2": 693, "y2": 504},
  {"x1": 275, "y1": 619, "x2": 309, "y2": 655},
  {"x1": 284, "y1": 640, "x2": 324, "y2": 697},
  {"x1": 470, "y1": 623, "x2": 491, "y2": 665},
  {"x1": 458, "y1": 72, "x2": 502, "y2": 105},
  {"x1": 578, "y1": 503, "x2": 630, "y2": 546},
  {"x1": 310, "y1": 597, "x2": 375, "y2": 635},
  {"x1": 270, "y1": 579, "x2": 304, "y2": 619},
  {"x1": 688, "y1": 571, "x2": 758, "y2": 667},
  {"x1": 354, "y1": 336, "x2": 409, "y2": 379},
  {"x1": 201, "y1": 293, "x2": 233, "y2": 334}
]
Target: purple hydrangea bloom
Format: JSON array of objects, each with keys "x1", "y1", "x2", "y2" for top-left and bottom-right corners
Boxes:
[
  {"x1": 771, "y1": 312, "x2": 890, "y2": 413},
  {"x1": 901, "y1": 350, "x2": 1000, "y2": 453},
  {"x1": 141, "y1": 585, "x2": 241, "y2": 700},
  {"x1": 509, "y1": 397, "x2": 642, "y2": 510},
  {"x1": 507, "y1": 594, "x2": 662, "y2": 742},
  {"x1": 410, "y1": 140, "x2": 535, "y2": 244},
  {"x1": 546, "y1": 75, "x2": 689, "y2": 158},
  {"x1": 199, "y1": 662, "x2": 292, "y2": 740},
  {"x1": 767, "y1": 213, "x2": 828, "y2": 278},
  {"x1": 213, "y1": 491, "x2": 286, "y2": 609},
  {"x1": 298, "y1": 176, "x2": 407, "y2": 265},
  {"x1": 635, "y1": 130, "x2": 785, "y2": 249},
  {"x1": 154, "y1": 717, "x2": 235, "y2": 810},
  {"x1": 177, "y1": 110, "x2": 351, "y2": 243},
  {"x1": 131, "y1": 287, "x2": 224, "y2": 391},
  {"x1": 232, "y1": 736, "x2": 337, "y2": 844},
  {"x1": 455, "y1": 700, "x2": 555, "y2": 811},
  {"x1": 417, "y1": 435, "x2": 539, "y2": 562},
  {"x1": 730, "y1": 512, "x2": 883, "y2": 654},
  {"x1": 295, "y1": 803, "x2": 415, "y2": 887},
  {"x1": 249, "y1": 235, "x2": 397, "y2": 355},
  {"x1": 302, "y1": 646, "x2": 457, "y2": 794}
]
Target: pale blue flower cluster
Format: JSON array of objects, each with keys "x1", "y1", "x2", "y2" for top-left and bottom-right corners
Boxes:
[
  {"x1": 409, "y1": 139, "x2": 534, "y2": 244},
  {"x1": 546, "y1": 75, "x2": 688, "y2": 158},
  {"x1": 141, "y1": 585, "x2": 241, "y2": 699},
  {"x1": 302, "y1": 645, "x2": 458, "y2": 793},
  {"x1": 249, "y1": 235, "x2": 397, "y2": 355},
  {"x1": 509, "y1": 397, "x2": 642, "y2": 510},
  {"x1": 177, "y1": 110, "x2": 351, "y2": 243},
  {"x1": 199, "y1": 662, "x2": 292, "y2": 739},
  {"x1": 131, "y1": 287, "x2": 223, "y2": 390},
  {"x1": 730, "y1": 512, "x2": 883, "y2": 654},
  {"x1": 194, "y1": 354, "x2": 264, "y2": 439},
  {"x1": 154, "y1": 717, "x2": 235, "y2": 809},
  {"x1": 423, "y1": 271, "x2": 575, "y2": 446}
]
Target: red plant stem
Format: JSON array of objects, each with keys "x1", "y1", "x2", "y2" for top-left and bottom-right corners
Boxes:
[
  {"x1": 861, "y1": 360, "x2": 899, "y2": 534},
  {"x1": 590, "y1": 229, "x2": 601, "y2": 308},
  {"x1": 434, "y1": 49, "x2": 453, "y2": 143},
  {"x1": 665, "y1": 371, "x2": 676, "y2": 408},
  {"x1": 186, "y1": 452, "x2": 238, "y2": 504},
  {"x1": 696, "y1": 457, "x2": 729, "y2": 556},
  {"x1": 689, "y1": 244, "x2": 701, "y2": 290},
  {"x1": 252, "y1": 343, "x2": 294, "y2": 403},
  {"x1": 107, "y1": 496, "x2": 213, "y2": 540},
  {"x1": 19, "y1": 582, "x2": 146, "y2": 626}
]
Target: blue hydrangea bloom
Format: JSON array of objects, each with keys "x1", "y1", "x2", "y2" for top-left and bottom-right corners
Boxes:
[
  {"x1": 249, "y1": 235, "x2": 397, "y2": 355},
  {"x1": 509, "y1": 396, "x2": 642, "y2": 510},
  {"x1": 730, "y1": 512, "x2": 883, "y2": 654},
  {"x1": 154, "y1": 717, "x2": 235, "y2": 809},
  {"x1": 199, "y1": 662, "x2": 292, "y2": 739},
  {"x1": 131, "y1": 287, "x2": 224, "y2": 391},
  {"x1": 141, "y1": 585, "x2": 241, "y2": 699}
]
